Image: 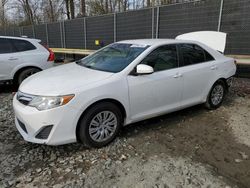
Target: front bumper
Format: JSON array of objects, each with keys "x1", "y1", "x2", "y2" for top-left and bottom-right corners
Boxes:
[{"x1": 13, "y1": 94, "x2": 79, "y2": 145}]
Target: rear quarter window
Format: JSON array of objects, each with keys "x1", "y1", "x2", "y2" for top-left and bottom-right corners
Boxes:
[
  {"x1": 10, "y1": 39, "x2": 36, "y2": 52},
  {"x1": 204, "y1": 50, "x2": 215, "y2": 61}
]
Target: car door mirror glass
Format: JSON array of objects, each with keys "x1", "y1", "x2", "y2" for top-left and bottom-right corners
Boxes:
[{"x1": 136, "y1": 64, "x2": 154, "y2": 75}]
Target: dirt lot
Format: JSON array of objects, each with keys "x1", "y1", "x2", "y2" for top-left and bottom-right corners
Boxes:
[{"x1": 0, "y1": 78, "x2": 250, "y2": 188}]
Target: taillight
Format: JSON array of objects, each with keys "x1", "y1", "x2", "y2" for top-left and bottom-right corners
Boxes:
[
  {"x1": 47, "y1": 48, "x2": 55, "y2": 62},
  {"x1": 42, "y1": 45, "x2": 55, "y2": 62}
]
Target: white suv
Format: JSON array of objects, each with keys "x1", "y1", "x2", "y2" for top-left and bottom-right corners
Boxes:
[{"x1": 0, "y1": 36, "x2": 54, "y2": 85}]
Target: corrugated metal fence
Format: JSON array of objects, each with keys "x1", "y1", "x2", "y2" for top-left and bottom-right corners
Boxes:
[{"x1": 0, "y1": 0, "x2": 249, "y2": 55}]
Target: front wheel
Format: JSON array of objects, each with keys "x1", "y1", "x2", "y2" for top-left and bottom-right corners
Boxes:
[
  {"x1": 78, "y1": 102, "x2": 123, "y2": 148},
  {"x1": 205, "y1": 80, "x2": 226, "y2": 109}
]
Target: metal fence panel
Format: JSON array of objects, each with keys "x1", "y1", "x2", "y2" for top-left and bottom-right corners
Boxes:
[
  {"x1": 5, "y1": 28, "x2": 14, "y2": 36},
  {"x1": 221, "y1": 0, "x2": 250, "y2": 55},
  {"x1": 13, "y1": 28, "x2": 20, "y2": 36},
  {"x1": 22, "y1": 26, "x2": 34, "y2": 38},
  {"x1": 47, "y1": 22, "x2": 62, "y2": 48},
  {"x1": 34, "y1": 24, "x2": 47, "y2": 44},
  {"x1": 0, "y1": 28, "x2": 5, "y2": 35},
  {"x1": 158, "y1": 0, "x2": 220, "y2": 38},
  {"x1": 1, "y1": 0, "x2": 250, "y2": 55},
  {"x1": 64, "y1": 18, "x2": 85, "y2": 49},
  {"x1": 116, "y1": 8, "x2": 153, "y2": 41},
  {"x1": 86, "y1": 14, "x2": 114, "y2": 50}
]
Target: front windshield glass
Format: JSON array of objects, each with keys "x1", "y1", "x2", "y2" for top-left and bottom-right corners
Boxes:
[{"x1": 77, "y1": 43, "x2": 149, "y2": 73}]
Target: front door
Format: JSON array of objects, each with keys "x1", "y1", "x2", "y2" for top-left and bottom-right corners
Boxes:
[{"x1": 127, "y1": 44, "x2": 183, "y2": 122}]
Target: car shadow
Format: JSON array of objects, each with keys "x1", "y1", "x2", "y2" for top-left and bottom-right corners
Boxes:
[
  {"x1": 0, "y1": 83, "x2": 17, "y2": 93},
  {"x1": 120, "y1": 103, "x2": 206, "y2": 139}
]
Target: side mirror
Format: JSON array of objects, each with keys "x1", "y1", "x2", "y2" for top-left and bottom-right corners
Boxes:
[{"x1": 136, "y1": 64, "x2": 154, "y2": 75}]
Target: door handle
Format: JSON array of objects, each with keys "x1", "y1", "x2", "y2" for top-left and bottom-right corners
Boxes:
[
  {"x1": 210, "y1": 65, "x2": 217, "y2": 70},
  {"x1": 173, "y1": 73, "x2": 182, "y2": 78},
  {"x1": 8, "y1": 57, "x2": 18, "y2": 61}
]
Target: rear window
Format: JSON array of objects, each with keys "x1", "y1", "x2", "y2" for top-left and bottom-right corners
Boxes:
[
  {"x1": 0, "y1": 38, "x2": 14, "y2": 54},
  {"x1": 180, "y1": 43, "x2": 214, "y2": 66},
  {"x1": 180, "y1": 44, "x2": 205, "y2": 66},
  {"x1": 10, "y1": 39, "x2": 36, "y2": 52}
]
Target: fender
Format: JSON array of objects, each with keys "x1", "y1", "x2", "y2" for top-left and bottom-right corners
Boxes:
[{"x1": 11, "y1": 63, "x2": 43, "y2": 79}]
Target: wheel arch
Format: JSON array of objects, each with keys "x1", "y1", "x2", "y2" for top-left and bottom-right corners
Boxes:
[
  {"x1": 214, "y1": 77, "x2": 229, "y2": 90},
  {"x1": 203, "y1": 77, "x2": 229, "y2": 103},
  {"x1": 75, "y1": 98, "x2": 127, "y2": 142},
  {"x1": 13, "y1": 66, "x2": 42, "y2": 81}
]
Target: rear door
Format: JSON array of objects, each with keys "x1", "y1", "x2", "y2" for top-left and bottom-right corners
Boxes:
[
  {"x1": 0, "y1": 38, "x2": 19, "y2": 80},
  {"x1": 177, "y1": 43, "x2": 217, "y2": 107},
  {"x1": 9, "y1": 38, "x2": 38, "y2": 66}
]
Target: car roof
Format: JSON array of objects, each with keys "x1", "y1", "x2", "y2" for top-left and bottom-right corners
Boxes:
[
  {"x1": 0, "y1": 36, "x2": 41, "y2": 43},
  {"x1": 117, "y1": 39, "x2": 194, "y2": 46},
  {"x1": 117, "y1": 38, "x2": 224, "y2": 59}
]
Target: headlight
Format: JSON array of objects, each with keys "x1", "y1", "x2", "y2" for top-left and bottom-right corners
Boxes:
[{"x1": 28, "y1": 95, "x2": 74, "y2": 111}]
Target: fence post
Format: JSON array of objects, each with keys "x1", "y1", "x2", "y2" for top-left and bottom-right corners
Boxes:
[
  {"x1": 156, "y1": 6, "x2": 160, "y2": 38},
  {"x1": 45, "y1": 23, "x2": 49, "y2": 46},
  {"x1": 84, "y1": 17, "x2": 87, "y2": 49},
  {"x1": 32, "y1": 25, "x2": 35, "y2": 38},
  {"x1": 217, "y1": 0, "x2": 224, "y2": 31},
  {"x1": 60, "y1": 22, "x2": 64, "y2": 48},
  {"x1": 152, "y1": 7, "x2": 154, "y2": 39},
  {"x1": 114, "y1": 13, "x2": 116, "y2": 42},
  {"x1": 63, "y1": 21, "x2": 66, "y2": 48},
  {"x1": 19, "y1": 27, "x2": 21, "y2": 36}
]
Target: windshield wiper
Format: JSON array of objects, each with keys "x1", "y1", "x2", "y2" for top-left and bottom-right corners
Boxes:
[
  {"x1": 83, "y1": 64, "x2": 93, "y2": 68},
  {"x1": 75, "y1": 60, "x2": 82, "y2": 64}
]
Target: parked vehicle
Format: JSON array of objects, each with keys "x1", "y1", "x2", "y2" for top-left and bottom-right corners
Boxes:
[
  {"x1": 13, "y1": 32, "x2": 236, "y2": 148},
  {"x1": 0, "y1": 36, "x2": 54, "y2": 86}
]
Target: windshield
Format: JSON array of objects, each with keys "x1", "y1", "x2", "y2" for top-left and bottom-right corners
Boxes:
[{"x1": 77, "y1": 43, "x2": 149, "y2": 73}]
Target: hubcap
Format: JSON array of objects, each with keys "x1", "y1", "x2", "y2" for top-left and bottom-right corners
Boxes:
[
  {"x1": 89, "y1": 111, "x2": 118, "y2": 142},
  {"x1": 211, "y1": 85, "x2": 224, "y2": 106}
]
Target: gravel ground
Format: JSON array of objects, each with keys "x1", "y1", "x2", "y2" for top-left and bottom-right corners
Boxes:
[{"x1": 0, "y1": 78, "x2": 250, "y2": 188}]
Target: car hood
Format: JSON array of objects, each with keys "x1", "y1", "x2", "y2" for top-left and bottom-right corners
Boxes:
[{"x1": 19, "y1": 63, "x2": 114, "y2": 96}]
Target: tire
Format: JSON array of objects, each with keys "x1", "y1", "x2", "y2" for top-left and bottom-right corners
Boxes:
[
  {"x1": 17, "y1": 68, "x2": 40, "y2": 86},
  {"x1": 78, "y1": 102, "x2": 123, "y2": 148},
  {"x1": 205, "y1": 80, "x2": 226, "y2": 110}
]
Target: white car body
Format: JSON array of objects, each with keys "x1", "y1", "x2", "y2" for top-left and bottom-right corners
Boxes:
[
  {"x1": 13, "y1": 33, "x2": 236, "y2": 145},
  {"x1": 0, "y1": 36, "x2": 54, "y2": 82}
]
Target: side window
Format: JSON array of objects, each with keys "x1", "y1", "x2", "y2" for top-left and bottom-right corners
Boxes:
[
  {"x1": 141, "y1": 45, "x2": 178, "y2": 72},
  {"x1": 10, "y1": 39, "x2": 36, "y2": 52},
  {"x1": 0, "y1": 38, "x2": 14, "y2": 54},
  {"x1": 180, "y1": 44, "x2": 205, "y2": 66},
  {"x1": 204, "y1": 50, "x2": 215, "y2": 61}
]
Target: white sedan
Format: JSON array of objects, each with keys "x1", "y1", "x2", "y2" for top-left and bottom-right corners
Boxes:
[{"x1": 13, "y1": 32, "x2": 236, "y2": 147}]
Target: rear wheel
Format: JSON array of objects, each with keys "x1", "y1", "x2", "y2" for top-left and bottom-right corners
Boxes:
[
  {"x1": 78, "y1": 102, "x2": 123, "y2": 148},
  {"x1": 205, "y1": 80, "x2": 226, "y2": 109},
  {"x1": 17, "y1": 68, "x2": 40, "y2": 86}
]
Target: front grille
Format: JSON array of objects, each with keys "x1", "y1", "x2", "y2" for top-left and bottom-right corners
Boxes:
[
  {"x1": 17, "y1": 119, "x2": 28, "y2": 133},
  {"x1": 16, "y1": 91, "x2": 34, "y2": 105},
  {"x1": 35, "y1": 125, "x2": 53, "y2": 139}
]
